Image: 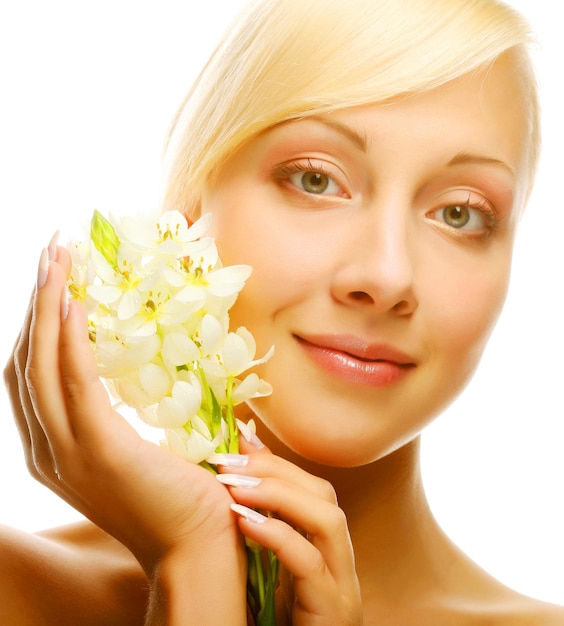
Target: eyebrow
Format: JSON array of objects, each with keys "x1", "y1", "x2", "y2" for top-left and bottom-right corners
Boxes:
[
  {"x1": 308, "y1": 116, "x2": 368, "y2": 152},
  {"x1": 447, "y1": 151, "x2": 515, "y2": 178},
  {"x1": 302, "y1": 120, "x2": 515, "y2": 179}
]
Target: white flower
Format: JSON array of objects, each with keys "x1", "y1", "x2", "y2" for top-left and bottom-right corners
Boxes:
[
  {"x1": 163, "y1": 427, "x2": 214, "y2": 464},
  {"x1": 155, "y1": 211, "x2": 213, "y2": 254},
  {"x1": 67, "y1": 208, "x2": 274, "y2": 469},
  {"x1": 222, "y1": 327, "x2": 274, "y2": 376},
  {"x1": 161, "y1": 241, "x2": 252, "y2": 309},
  {"x1": 201, "y1": 326, "x2": 274, "y2": 380},
  {"x1": 232, "y1": 373, "x2": 273, "y2": 404},
  {"x1": 139, "y1": 363, "x2": 171, "y2": 402},
  {"x1": 115, "y1": 210, "x2": 214, "y2": 259},
  {"x1": 86, "y1": 243, "x2": 155, "y2": 321},
  {"x1": 158, "y1": 377, "x2": 202, "y2": 428},
  {"x1": 162, "y1": 415, "x2": 226, "y2": 464},
  {"x1": 67, "y1": 239, "x2": 97, "y2": 311},
  {"x1": 94, "y1": 330, "x2": 161, "y2": 378},
  {"x1": 105, "y1": 283, "x2": 202, "y2": 338},
  {"x1": 161, "y1": 331, "x2": 200, "y2": 367},
  {"x1": 198, "y1": 313, "x2": 227, "y2": 357}
]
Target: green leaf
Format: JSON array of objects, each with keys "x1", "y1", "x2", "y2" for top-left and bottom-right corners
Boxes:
[{"x1": 91, "y1": 209, "x2": 120, "y2": 270}]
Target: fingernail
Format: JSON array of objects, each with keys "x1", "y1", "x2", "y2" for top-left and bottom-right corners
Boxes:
[
  {"x1": 236, "y1": 418, "x2": 264, "y2": 449},
  {"x1": 36, "y1": 248, "x2": 49, "y2": 290},
  {"x1": 217, "y1": 473, "x2": 261, "y2": 488},
  {"x1": 230, "y1": 503, "x2": 268, "y2": 524},
  {"x1": 48, "y1": 231, "x2": 60, "y2": 261},
  {"x1": 207, "y1": 453, "x2": 249, "y2": 468}
]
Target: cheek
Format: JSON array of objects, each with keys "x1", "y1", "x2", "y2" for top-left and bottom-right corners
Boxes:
[
  {"x1": 209, "y1": 214, "x2": 289, "y2": 333},
  {"x1": 425, "y1": 248, "x2": 512, "y2": 380},
  {"x1": 205, "y1": 193, "x2": 331, "y2": 341}
]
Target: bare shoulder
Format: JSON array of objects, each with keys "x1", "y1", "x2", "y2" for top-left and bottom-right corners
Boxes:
[
  {"x1": 422, "y1": 541, "x2": 564, "y2": 626},
  {"x1": 0, "y1": 520, "x2": 147, "y2": 625},
  {"x1": 505, "y1": 594, "x2": 564, "y2": 625},
  {"x1": 412, "y1": 590, "x2": 564, "y2": 626},
  {"x1": 467, "y1": 580, "x2": 564, "y2": 626},
  {"x1": 471, "y1": 564, "x2": 564, "y2": 625}
]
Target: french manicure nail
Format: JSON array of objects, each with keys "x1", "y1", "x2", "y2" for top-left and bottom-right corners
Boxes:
[
  {"x1": 236, "y1": 418, "x2": 265, "y2": 449},
  {"x1": 47, "y1": 231, "x2": 60, "y2": 261},
  {"x1": 36, "y1": 248, "x2": 49, "y2": 290},
  {"x1": 230, "y1": 503, "x2": 268, "y2": 524},
  {"x1": 217, "y1": 473, "x2": 261, "y2": 488},
  {"x1": 207, "y1": 453, "x2": 249, "y2": 467}
]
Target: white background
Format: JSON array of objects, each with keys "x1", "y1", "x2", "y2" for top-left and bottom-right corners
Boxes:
[{"x1": 0, "y1": 0, "x2": 562, "y2": 607}]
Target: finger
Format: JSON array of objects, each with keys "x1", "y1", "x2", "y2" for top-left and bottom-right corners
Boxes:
[
  {"x1": 214, "y1": 446, "x2": 352, "y2": 583},
  {"x1": 20, "y1": 251, "x2": 100, "y2": 512},
  {"x1": 25, "y1": 241, "x2": 81, "y2": 454},
  {"x1": 51, "y1": 238, "x2": 72, "y2": 274},
  {"x1": 231, "y1": 505, "x2": 361, "y2": 623},
  {"x1": 5, "y1": 288, "x2": 37, "y2": 457},
  {"x1": 6, "y1": 250, "x2": 64, "y2": 486},
  {"x1": 221, "y1": 475, "x2": 357, "y2": 588},
  {"x1": 26, "y1": 251, "x2": 74, "y2": 450},
  {"x1": 6, "y1": 247, "x2": 91, "y2": 504},
  {"x1": 218, "y1": 444, "x2": 338, "y2": 506},
  {"x1": 57, "y1": 298, "x2": 142, "y2": 453},
  {"x1": 57, "y1": 299, "x2": 229, "y2": 529}
]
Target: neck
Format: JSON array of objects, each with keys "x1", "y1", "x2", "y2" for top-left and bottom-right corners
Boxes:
[
  {"x1": 258, "y1": 425, "x2": 425, "y2": 525},
  {"x1": 258, "y1": 427, "x2": 454, "y2": 607},
  {"x1": 250, "y1": 421, "x2": 510, "y2": 622}
]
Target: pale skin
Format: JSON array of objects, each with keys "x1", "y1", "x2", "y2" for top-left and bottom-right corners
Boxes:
[{"x1": 2, "y1": 54, "x2": 564, "y2": 624}]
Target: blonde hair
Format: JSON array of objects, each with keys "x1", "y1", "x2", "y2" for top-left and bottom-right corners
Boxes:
[{"x1": 162, "y1": 0, "x2": 539, "y2": 216}]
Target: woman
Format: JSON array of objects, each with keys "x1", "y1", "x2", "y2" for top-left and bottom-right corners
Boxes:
[{"x1": 2, "y1": 0, "x2": 563, "y2": 623}]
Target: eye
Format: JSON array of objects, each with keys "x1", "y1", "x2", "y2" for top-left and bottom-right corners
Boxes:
[
  {"x1": 275, "y1": 159, "x2": 347, "y2": 198},
  {"x1": 292, "y1": 171, "x2": 335, "y2": 194},
  {"x1": 441, "y1": 204, "x2": 477, "y2": 229},
  {"x1": 289, "y1": 170, "x2": 343, "y2": 196},
  {"x1": 429, "y1": 194, "x2": 498, "y2": 237}
]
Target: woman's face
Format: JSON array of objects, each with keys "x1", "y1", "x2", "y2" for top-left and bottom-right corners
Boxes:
[{"x1": 201, "y1": 55, "x2": 530, "y2": 466}]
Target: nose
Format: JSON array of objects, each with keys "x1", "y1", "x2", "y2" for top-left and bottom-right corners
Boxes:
[{"x1": 330, "y1": 206, "x2": 418, "y2": 316}]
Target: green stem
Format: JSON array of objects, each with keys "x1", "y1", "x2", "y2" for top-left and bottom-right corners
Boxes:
[
  {"x1": 252, "y1": 545, "x2": 266, "y2": 606},
  {"x1": 225, "y1": 376, "x2": 239, "y2": 453}
]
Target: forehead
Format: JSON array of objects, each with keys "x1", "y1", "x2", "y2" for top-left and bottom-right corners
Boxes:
[
  {"x1": 349, "y1": 56, "x2": 525, "y2": 143},
  {"x1": 311, "y1": 54, "x2": 530, "y2": 200},
  {"x1": 255, "y1": 53, "x2": 528, "y2": 152}
]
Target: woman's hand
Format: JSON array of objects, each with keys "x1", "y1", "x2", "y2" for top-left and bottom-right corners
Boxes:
[
  {"x1": 213, "y1": 439, "x2": 363, "y2": 625},
  {"x1": 4, "y1": 243, "x2": 247, "y2": 624}
]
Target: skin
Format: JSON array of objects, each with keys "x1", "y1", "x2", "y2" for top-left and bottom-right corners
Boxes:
[{"x1": 2, "y1": 54, "x2": 564, "y2": 624}]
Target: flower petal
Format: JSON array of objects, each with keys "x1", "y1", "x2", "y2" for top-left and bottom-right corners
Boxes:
[
  {"x1": 118, "y1": 289, "x2": 142, "y2": 320},
  {"x1": 86, "y1": 284, "x2": 123, "y2": 305},
  {"x1": 222, "y1": 332, "x2": 251, "y2": 375},
  {"x1": 139, "y1": 363, "x2": 170, "y2": 402},
  {"x1": 191, "y1": 414, "x2": 213, "y2": 439},
  {"x1": 157, "y1": 396, "x2": 190, "y2": 428},
  {"x1": 199, "y1": 313, "x2": 225, "y2": 356},
  {"x1": 206, "y1": 265, "x2": 252, "y2": 297},
  {"x1": 183, "y1": 429, "x2": 218, "y2": 464},
  {"x1": 162, "y1": 333, "x2": 200, "y2": 367}
]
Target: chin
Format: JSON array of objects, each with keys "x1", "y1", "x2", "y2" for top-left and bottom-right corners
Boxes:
[{"x1": 250, "y1": 398, "x2": 423, "y2": 468}]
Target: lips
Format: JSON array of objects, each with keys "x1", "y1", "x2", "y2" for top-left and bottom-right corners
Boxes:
[{"x1": 295, "y1": 333, "x2": 415, "y2": 387}]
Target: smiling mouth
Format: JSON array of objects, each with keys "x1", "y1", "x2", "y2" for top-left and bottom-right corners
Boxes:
[{"x1": 294, "y1": 334, "x2": 415, "y2": 387}]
